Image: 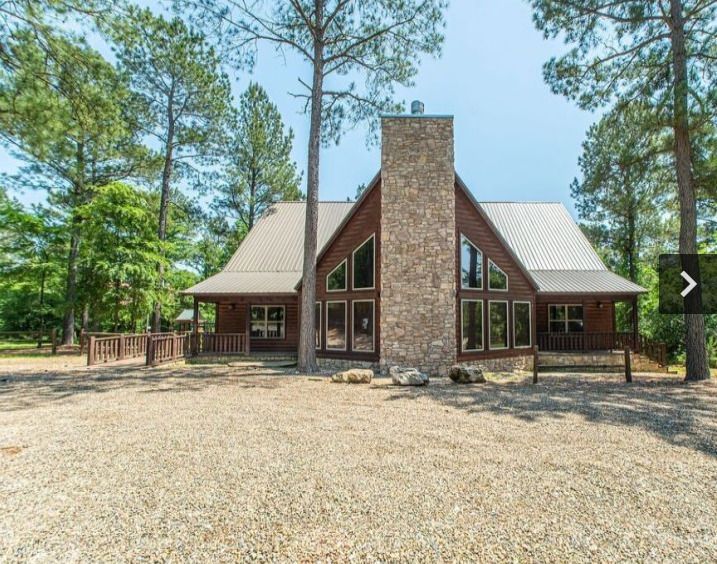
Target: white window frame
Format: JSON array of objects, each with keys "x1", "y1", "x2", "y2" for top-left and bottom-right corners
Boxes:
[
  {"x1": 513, "y1": 301, "x2": 532, "y2": 349},
  {"x1": 326, "y1": 259, "x2": 347, "y2": 292},
  {"x1": 351, "y1": 299, "x2": 375, "y2": 353},
  {"x1": 488, "y1": 300, "x2": 509, "y2": 350},
  {"x1": 460, "y1": 234, "x2": 483, "y2": 290},
  {"x1": 488, "y1": 258, "x2": 509, "y2": 292},
  {"x1": 315, "y1": 301, "x2": 322, "y2": 350},
  {"x1": 351, "y1": 233, "x2": 376, "y2": 291},
  {"x1": 249, "y1": 305, "x2": 286, "y2": 340},
  {"x1": 548, "y1": 304, "x2": 584, "y2": 333},
  {"x1": 325, "y1": 300, "x2": 347, "y2": 351},
  {"x1": 460, "y1": 299, "x2": 484, "y2": 352}
]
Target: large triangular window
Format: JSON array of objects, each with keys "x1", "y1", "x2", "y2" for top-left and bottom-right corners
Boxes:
[
  {"x1": 326, "y1": 259, "x2": 347, "y2": 292},
  {"x1": 460, "y1": 235, "x2": 483, "y2": 290},
  {"x1": 488, "y1": 259, "x2": 508, "y2": 291},
  {"x1": 352, "y1": 234, "x2": 375, "y2": 290}
]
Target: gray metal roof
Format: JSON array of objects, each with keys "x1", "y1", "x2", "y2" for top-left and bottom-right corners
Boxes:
[
  {"x1": 479, "y1": 202, "x2": 645, "y2": 294},
  {"x1": 479, "y1": 202, "x2": 607, "y2": 270},
  {"x1": 184, "y1": 202, "x2": 353, "y2": 295},
  {"x1": 529, "y1": 270, "x2": 646, "y2": 294},
  {"x1": 175, "y1": 308, "x2": 199, "y2": 321}
]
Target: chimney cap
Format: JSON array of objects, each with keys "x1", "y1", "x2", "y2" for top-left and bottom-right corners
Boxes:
[{"x1": 410, "y1": 100, "x2": 424, "y2": 115}]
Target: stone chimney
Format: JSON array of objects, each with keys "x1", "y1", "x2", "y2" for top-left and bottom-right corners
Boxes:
[{"x1": 379, "y1": 106, "x2": 457, "y2": 375}]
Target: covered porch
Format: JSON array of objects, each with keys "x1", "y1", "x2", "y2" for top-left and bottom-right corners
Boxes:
[{"x1": 185, "y1": 294, "x2": 298, "y2": 357}]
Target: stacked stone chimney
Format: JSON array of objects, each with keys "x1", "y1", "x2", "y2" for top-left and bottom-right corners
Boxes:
[{"x1": 379, "y1": 111, "x2": 457, "y2": 375}]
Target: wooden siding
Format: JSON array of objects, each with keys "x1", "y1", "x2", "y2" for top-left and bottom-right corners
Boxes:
[
  {"x1": 535, "y1": 296, "x2": 615, "y2": 334},
  {"x1": 455, "y1": 185, "x2": 537, "y2": 361},
  {"x1": 215, "y1": 295, "x2": 298, "y2": 353},
  {"x1": 313, "y1": 182, "x2": 382, "y2": 361}
]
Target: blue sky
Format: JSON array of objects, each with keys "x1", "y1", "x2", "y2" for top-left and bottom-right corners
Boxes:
[{"x1": 2, "y1": 1, "x2": 599, "y2": 216}]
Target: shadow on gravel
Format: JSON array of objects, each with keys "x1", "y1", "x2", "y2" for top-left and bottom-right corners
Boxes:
[
  {"x1": 385, "y1": 374, "x2": 717, "y2": 458},
  {"x1": 0, "y1": 364, "x2": 287, "y2": 411}
]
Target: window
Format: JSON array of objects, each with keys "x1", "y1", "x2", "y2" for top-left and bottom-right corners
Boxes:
[
  {"x1": 460, "y1": 235, "x2": 483, "y2": 289},
  {"x1": 326, "y1": 260, "x2": 347, "y2": 292},
  {"x1": 489, "y1": 301, "x2": 508, "y2": 349},
  {"x1": 250, "y1": 306, "x2": 285, "y2": 339},
  {"x1": 352, "y1": 300, "x2": 375, "y2": 352},
  {"x1": 315, "y1": 302, "x2": 321, "y2": 349},
  {"x1": 352, "y1": 234, "x2": 375, "y2": 290},
  {"x1": 488, "y1": 259, "x2": 508, "y2": 291},
  {"x1": 461, "y1": 300, "x2": 484, "y2": 352},
  {"x1": 549, "y1": 304, "x2": 584, "y2": 333},
  {"x1": 513, "y1": 301, "x2": 531, "y2": 348},
  {"x1": 326, "y1": 301, "x2": 347, "y2": 350}
]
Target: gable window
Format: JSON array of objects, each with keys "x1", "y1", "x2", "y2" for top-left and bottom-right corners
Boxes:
[
  {"x1": 352, "y1": 300, "x2": 375, "y2": 352},
  {"x1": 489, "y1": 301, "x2": 509, "y2": 349},
  {"x1": 461, "y1": 235, "x2": 483, "y2": 289},
  {"x1": 513, "y1": 301, "x2": 531, "y2": 348},
  {"x1": 326, "y1": 301, "x2": 347, "y2": 350},
  {"x1": 352, "y1": 234, "x2": 375, "y2": 290},
  {"x1": 488, "y1": 259, "x2": 508, "y2": 291},
  {"x1": 250, "y1": 306, "x2": 285, "y2": 339},
  {"x1": 461, "y1": 299, "x2": 484, "y2": 352},
  {"x1": 315, "y1": 302, "x2": 322, "y2": 349},
  {"x1": 326, "y1": 259, "x2": 347, "y2": 292},
  {"x1": 549, "y1": 305, "x2": 584, "y2": 333}
]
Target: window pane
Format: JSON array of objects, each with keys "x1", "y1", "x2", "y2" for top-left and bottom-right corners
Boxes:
[
  {"x1": 549, "y1": 305, "x2": 565, "y2": 321},
  {"x1": 461, "y1": 236, "x2": 482, "y2": 289},
  {"x1": 327, "y1": 261, "x2": 346, "y2": 291},
  {"x1": 461, "y1": 300, "x2": 483, "y2": 351},
  {"x1": 488, "y1": 260, "x2": 508, "y2": 290},
  {"x1": 353, "y1": 236, "x2": 374, "y2": 289},
  {"x1": 352, "y1": 301, "x2": 374, "y2": 352},
  {"x1": 489, "y1": 302, "x2": 508, "y2": 349},
  {"x1": 568, "y1": 320, "x2": 584, "y2": 333},
  {"x1": 250, "y1": 306, "x2": 266, "y2": 338},
  {"x1": 315, "y1": 303, "x2": 321, "y2": 349},
  {"x1": 267, "y1": 307, "x2": 284, "y2": 338},
  {"x1": 567, "y1": 305, "x2": 584, "y2": 321},
  {"x1": 550, "y1": 321, "x2": 566, "y2": 333},
  {"x1": 326, "y1": 302, "x2": 346, "y2": 350},
  {"x1": 514, "y1": 302, "x2": 531, "y2": 348}
]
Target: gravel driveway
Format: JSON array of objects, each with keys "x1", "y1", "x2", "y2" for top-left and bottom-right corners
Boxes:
[{"x1": 1, "y1": 363, "x2": 716, "y2": 561}]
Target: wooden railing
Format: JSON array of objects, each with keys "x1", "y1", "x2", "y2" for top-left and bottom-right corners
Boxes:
[
  {"x1": 199, "y1": 332, "x2": 247, "y2": 355},
  {"x1": 537, "y1": 332, "x2": 667, "y2": 366},
  {"x1": 146, "y1": 333, "x2": 190, "y2": 366},
  {"x1": 87, "y1": 332, "x2": 154, "y2": 365}
]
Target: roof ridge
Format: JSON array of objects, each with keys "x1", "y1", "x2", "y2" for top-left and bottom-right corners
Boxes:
[
  {"x1": 272, "y1": 200, "x2": 355, "y2": 204},
  {"x1": 479, "y1": 201, "x2": 563, "y2": 205}
]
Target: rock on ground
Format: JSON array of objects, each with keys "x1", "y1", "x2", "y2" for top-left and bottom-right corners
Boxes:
[
  {"x1": 331, "y1": 368, "x2": 373, "y2": 384},
  {"x1": 390, "y1": 365, "x2": 429, "y2": 386},
  {"x1": 449, "y1": 365, "x2": 486, "y2": 384}
]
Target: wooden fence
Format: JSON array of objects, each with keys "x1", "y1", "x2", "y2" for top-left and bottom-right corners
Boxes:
[
  {"x1": 0, "y1": 329, "x2": 58, "y2": 353},
  {"x1": 87, "y1": 331, "x2": 248, "y2": 366}
]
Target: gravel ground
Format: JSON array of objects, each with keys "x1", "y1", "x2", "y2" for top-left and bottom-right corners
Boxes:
[{"x1": 1, "y1": 362, "x2": 716, "y2": 562}]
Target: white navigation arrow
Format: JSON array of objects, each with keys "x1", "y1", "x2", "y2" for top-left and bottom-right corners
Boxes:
[{"x1": 680, "y1": 271, "x2": 697, "y2": 297}]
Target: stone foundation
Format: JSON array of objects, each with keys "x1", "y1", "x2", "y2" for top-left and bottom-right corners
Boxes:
[
  {"x1": 317, "y1": 357, "x2": 379, "y2": 373},
  {"x1": 459, "y1": 355, "x2": 533, "y2": 373}
]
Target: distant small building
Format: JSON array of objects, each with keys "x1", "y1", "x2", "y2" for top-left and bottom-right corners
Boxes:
[{"x1": 175, "y1": 309, "x2": 202, "y2": 333}]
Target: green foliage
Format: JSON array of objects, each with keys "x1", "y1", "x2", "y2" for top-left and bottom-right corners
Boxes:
[{"x1": 213, "y1": 82, "x2": 302, "y2": 235}]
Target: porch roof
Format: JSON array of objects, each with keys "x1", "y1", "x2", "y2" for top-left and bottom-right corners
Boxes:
[{"x1": 530, "y1": 270, "x2": 646, "y2": 294}]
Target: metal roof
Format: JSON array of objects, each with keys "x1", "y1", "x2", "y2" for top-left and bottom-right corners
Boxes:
[
  {"x1": 479, "y1": 202, "x2": 645, "y2": 294},
  {"x1": 479, "y1": 202, "x2": 607, "y2": 271},
  {"x1": 184, "y1": 202, "x2": 353, "y2": 296},
  {"x1": 175, "y1": 308, "x2": 200, "y2": 321},
  {"x1": 529, "y1": 270, "x2": 646, "y2": 294}
]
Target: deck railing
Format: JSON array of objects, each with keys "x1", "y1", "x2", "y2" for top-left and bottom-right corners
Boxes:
[
  {"x1": 199, "y1": 332, "x2": 247, "y2": 355},
  {"x1": 537, "y1": 332, "x2": 667, "y2": 366},
  {"x1": 146, "y1": 333, "x2": 190, "y2": 366}
]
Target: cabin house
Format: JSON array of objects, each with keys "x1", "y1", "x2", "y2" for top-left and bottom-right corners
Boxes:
[{"x1": 184, "y1": 105, "x2": 649, "y2": 374}]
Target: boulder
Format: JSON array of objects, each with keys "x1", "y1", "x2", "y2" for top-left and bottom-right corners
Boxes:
[
  {"x1": 331, "y1": 368, "x2": 373, "y2": 384},
  {"x1": 448, "y1": 365, "x2": 486, "y2": 384},
  {"x1": 390, "y1": 366, "x2": 429, "y2": 386}
]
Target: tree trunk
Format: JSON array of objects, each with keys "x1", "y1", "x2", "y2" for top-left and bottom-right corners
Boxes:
[
  {"x1": 152, "y1": 91, "x2": 176, "y2": 333},
  {"x1": 37, "y1": 266, "x2": 46, "y2": 348},
  {"x1": 669, "y1": 0, "x2": 709, "y2": 381},
  {"x1": 62, "y1": 227, "x2": 80, "y2": 345},
  {"x1": 298, "y1": 3, "x2": 324, "y2": 373}
]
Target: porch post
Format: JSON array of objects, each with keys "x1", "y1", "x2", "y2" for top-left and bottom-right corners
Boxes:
[
  {"x1": 245, "y1": 302, "x2": 251, "y2": 355},
  {"x1": 192, "y1": 297, "x2": 200, "y2": 356},
  {"x1": 631, "y1": 296, "x2": 639, "y2": 352}
]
